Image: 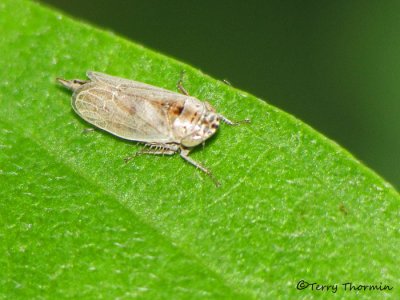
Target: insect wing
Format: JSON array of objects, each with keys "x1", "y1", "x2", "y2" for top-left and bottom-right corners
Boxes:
[
  {"x1": 72, "y1": 82, "x2": 182, "y2": 143},
  {"x1": 87, "y1": 71, "x2": 178, "y2": 95}
]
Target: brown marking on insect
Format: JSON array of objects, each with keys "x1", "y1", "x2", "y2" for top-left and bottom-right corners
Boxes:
[
  {"x1": 177, "y1": 104, "x2": 202, "y2": 127},
  {"x1": 190, "y1": 111, "x2": 199, "y2": 123},
  {"x1": 167, "y1": 101, "x2": 185, "y2": 119}
]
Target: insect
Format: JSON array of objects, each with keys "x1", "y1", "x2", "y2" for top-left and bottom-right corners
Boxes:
[{"x1": 57, "y1": 71, "x2": 248, "y2": 186}]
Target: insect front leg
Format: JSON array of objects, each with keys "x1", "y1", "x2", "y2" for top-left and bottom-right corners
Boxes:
[
  {"x1": 124, "y1": 143, "x2": 179, "y2": 163},
  {"x1": 179, "y1": 147, "x2": 221, "y2": 187},
  {"x1": 177, "y1": 71, "x2": 190, "y2": 96}
]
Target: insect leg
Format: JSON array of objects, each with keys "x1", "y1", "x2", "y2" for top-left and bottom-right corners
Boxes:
[
  {"x1": 177, "y1": 71, "x2": 190, "y2": 96},
  {"x1": 219, "y1": 114, "x2": 251, "y2": 126},
  {"x1": 179, "y1": 148, "x2": 221, "y2": 187},
  {"x1": 124, "y1": 143, "x2": 179, "y2": 163},
  {"x1": 142, "y1": 143, "x2": 180, "y2": 151}
]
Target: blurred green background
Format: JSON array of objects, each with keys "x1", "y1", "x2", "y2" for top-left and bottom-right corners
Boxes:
[{"x1": 39, "y1": 0, "x2": 399, "y2": 188}]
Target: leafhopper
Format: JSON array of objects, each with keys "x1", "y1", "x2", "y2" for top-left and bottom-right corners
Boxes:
[{"x1": 57, "y1": 71, "x2": 248, "y2": 186}]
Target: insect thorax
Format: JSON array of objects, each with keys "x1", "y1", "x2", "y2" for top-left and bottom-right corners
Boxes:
[{"x1": 171, "y1": 98, "x2": 220, "y2": 148}]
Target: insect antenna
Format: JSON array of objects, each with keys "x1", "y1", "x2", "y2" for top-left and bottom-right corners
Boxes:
[{"x1": 220, "y1": 115, "x2": 251, "y2": 126}]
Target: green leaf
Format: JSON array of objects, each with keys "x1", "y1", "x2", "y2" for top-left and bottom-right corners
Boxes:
[{"x1": 1, "y1": 0, "x2": 398, "y2": 298}]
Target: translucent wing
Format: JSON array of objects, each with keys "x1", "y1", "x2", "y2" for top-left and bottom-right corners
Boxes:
[
  {"x1": 87, "y1": 71, "x2": 178, "y2": 95},
  {"x1": 72, "y1": 81, "x2": 187, "y2": 143}
]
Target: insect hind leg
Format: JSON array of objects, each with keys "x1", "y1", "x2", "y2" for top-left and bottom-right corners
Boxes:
[{"x1": 124, "y1": 143, "x2": 179, "y2": 163}]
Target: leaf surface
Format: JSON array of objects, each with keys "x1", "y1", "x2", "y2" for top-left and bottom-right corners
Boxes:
[{"x1": 0, "y1": 0, "x2": 399, "y2": 298}]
